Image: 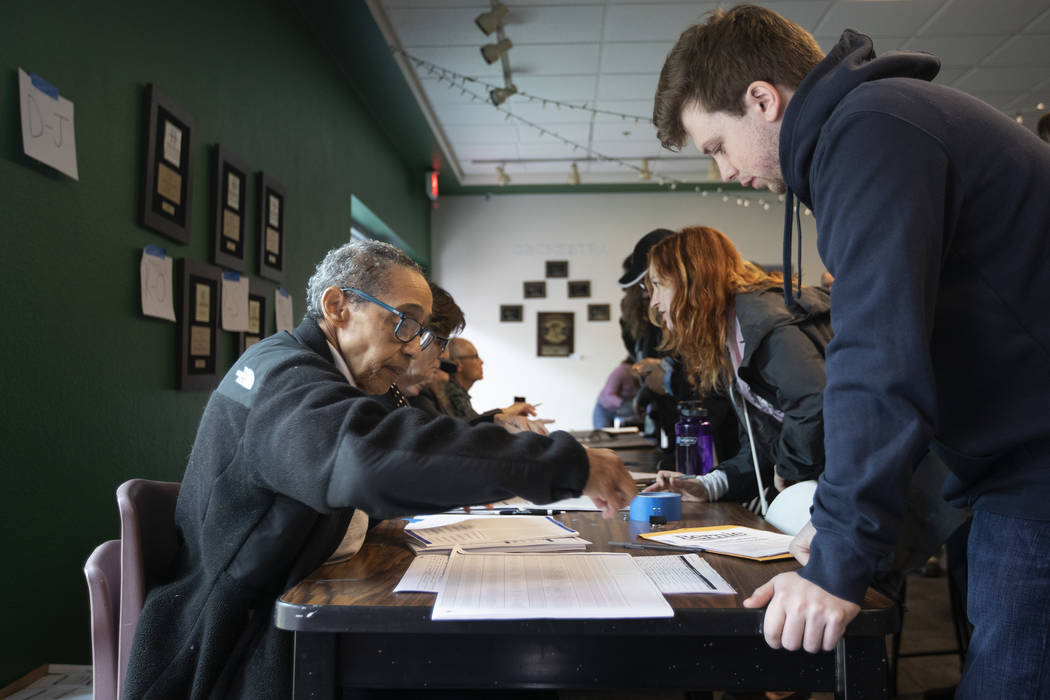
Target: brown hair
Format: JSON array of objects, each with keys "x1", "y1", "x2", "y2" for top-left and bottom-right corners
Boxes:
[
  {"x1": 648, "y1": 226, "x2": 783, "y2": 394},
  {"x1": 428, "y1": 282, "x2": 465, "y2": 337},
  {"x1": 653, "y1": 4, "x2": 824, "y2": 150}
]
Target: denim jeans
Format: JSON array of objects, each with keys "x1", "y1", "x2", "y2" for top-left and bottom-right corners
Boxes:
[{"x1": 956, "y1": 509, "x2": 1050, "y2": 698}]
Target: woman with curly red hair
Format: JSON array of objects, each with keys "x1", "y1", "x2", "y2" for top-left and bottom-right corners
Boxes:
[{"x1": 644, "y1": 226, "x2": 831, "y2": 507}]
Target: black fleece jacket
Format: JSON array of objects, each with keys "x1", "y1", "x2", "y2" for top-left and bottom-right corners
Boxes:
[{"x1": 123, "y1": 318, "x2": 589, "y2": 699}]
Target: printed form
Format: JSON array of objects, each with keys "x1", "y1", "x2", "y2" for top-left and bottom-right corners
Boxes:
[{"x1": 432, "y1": 549, "x2": 673, "y2": 620}]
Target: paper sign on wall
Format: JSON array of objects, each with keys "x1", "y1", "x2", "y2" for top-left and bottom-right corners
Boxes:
[
  {"x1": 18, "y1": 68, "x2": 79, "y2": 180},
  {"x1": 221, "y1": 271, "x2": 251, "y2": 332},
  {"x1": 140, "y1": 246, "x2": 176, "y2": 321},
  {"x1": 275, "y1": 288, "x2": 294, "y2": 334}
]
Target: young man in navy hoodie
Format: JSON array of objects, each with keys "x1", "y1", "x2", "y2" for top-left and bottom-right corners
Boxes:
[{"x1": 653, "y1": 5, "x2": 1050, "y2": 696}]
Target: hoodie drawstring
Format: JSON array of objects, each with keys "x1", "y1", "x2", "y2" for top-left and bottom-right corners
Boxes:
[{"x1": 782, "y1": 187, "x2": 804, "y2": 306}]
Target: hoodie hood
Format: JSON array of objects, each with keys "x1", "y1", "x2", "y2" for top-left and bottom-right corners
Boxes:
[{"x1": 777, "y1": 30, "x2": 940, "y2": 303}]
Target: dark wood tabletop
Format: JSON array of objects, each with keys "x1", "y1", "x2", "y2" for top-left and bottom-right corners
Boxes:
[{"x1": 276, "y1": 503, "x2": 896, "y2": 698}]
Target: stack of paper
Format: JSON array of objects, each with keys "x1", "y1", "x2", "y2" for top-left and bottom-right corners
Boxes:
[
  {"x1": 431, "y1": 548, "x2": 674, "y2": 620},
  {"x1": 404, "y1": 514, "x2": 589, "y2": 555},
  {"x1": 640, "y1": 525, "x2": 794, "y2": 561}
]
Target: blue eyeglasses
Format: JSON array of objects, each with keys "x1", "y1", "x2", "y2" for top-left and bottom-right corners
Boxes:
[{"x1": 340, "y1": 287, "x2": 437, "y2": 350}]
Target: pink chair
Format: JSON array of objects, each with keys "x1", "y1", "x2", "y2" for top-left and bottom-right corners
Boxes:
[
  {"x1": 84, "y1": 539, "x2": 121, "y2": 700},
  {"x1": 115, "y1": 479, "x2": 181, "y2": 699}
]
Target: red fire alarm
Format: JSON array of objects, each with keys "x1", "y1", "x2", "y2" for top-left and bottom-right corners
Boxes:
[{"x1": 425, "y1": 171, "x2": 439, "y2": 201}]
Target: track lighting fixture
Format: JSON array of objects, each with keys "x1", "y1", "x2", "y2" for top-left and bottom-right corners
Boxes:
[
  {"x1": 489, "y1": 84, "x2": 517, "y2": 106},
  {"x1": 638, "y1": 159, "x2": 652, "y2": 181},
  {"x1": 496, "y1": 166, "x2": 510, "y2": 186},
  {"x1": 475, "y1": 2, "x2": 509, "y2": 35},
  {"x1": 481, "y1": 38, "x2": 513, "y2": 65},
  {"x1": 568, "y1": 162, "x2": 580, "y2": 185}
]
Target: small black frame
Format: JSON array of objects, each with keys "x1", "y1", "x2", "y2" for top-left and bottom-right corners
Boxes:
[
  {"x1": 177, "y1": 258, "x2": 223, "y2": 391},
  {"x1": 257, "y1": 172, "x2": 286, "y2": 283},
  {"x1": 212, "y1": 145, "x2": 250, "y2": 272},
  {"x1": 140, "y1": 84, "x2": 194, "y2": 244}
]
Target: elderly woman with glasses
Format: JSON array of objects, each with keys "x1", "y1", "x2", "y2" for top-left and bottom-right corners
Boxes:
[{"x1": 124, "y1": 240, "x2": 636, "y2": 700}]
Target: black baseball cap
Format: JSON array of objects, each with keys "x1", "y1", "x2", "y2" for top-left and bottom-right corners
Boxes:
[{"x1": 618, "y1": 228, "x2": 674, "y2": 287}]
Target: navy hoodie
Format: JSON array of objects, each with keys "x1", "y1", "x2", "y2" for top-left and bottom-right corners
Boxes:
[{"x1": 779, "y1": 30, "x2": 1050, "y2": 604}]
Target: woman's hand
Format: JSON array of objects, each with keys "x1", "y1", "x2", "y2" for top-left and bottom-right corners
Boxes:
[{"x1": 642, "y1": 469, "x2": 710, "y2": 502}]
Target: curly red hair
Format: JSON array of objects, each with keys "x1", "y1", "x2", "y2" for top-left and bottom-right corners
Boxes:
[{"x1": 648, "y1": 226, "x2": 782, "y2": 394}]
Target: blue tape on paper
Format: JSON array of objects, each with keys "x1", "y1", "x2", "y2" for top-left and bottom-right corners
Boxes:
[
  {"x1": 144, "y1": 244, "x2": 167, "y2": 258},
  {"x1": 629, "y1": 492, "x2": 682, "y2": 522},
  {"x1": 278, "y1": 288, "x2": 290, "y2": 298},
  {"x1": 30, "y1": 73, "x2": 59, "y2": 100},
  {"x1": 223, "y1": 270, "x2": 241, "y2": 281}
]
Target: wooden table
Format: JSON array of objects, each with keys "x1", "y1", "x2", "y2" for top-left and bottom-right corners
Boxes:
[{"x1": 276, "y1": 503, "x2": 896, "y2": 699}]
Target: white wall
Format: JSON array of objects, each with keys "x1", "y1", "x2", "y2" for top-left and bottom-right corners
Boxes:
[{"x1": 430, "y1": 192, "x2": 824, "y2": 431}]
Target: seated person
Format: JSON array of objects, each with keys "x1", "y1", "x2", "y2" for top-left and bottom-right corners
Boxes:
[
  {"x1": 439, "y1": 337, "x2": 537, "y2": 421},
  {"x1": 123, "y1": 240, "x2": 635, "y2": 700},
  {"x1": 642, "y1": 226, "x2": 831, "y2": 505},
  {"x1": 593, "y1": 357, "x2": 639, "y2": 428}
]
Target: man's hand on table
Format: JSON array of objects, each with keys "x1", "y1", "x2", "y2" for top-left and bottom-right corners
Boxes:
[
  {"x1": 501, "y1": 401, "x2": 538, "y2": 417},
  {"x1": 742, "y1": 520, "x2": 861, "y2": 652},
  {"x1": 582, "y1": 447, "x2": 636, "y2": 518},
  {"x1": 494, "y1": 413, "x2": 554, "y2": 435}
]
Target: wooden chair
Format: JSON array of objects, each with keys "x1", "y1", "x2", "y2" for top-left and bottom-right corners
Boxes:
[
  {"x1": 115, "y1": 479, "x2": 181, "y2": 698},
  {"x1": 84, "y1": 539, "x2": 121, "y2": 700}
]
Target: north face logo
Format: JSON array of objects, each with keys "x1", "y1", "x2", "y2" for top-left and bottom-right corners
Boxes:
[{"x1": 235, "y1": 367, "x2": 255, "y2": 390}]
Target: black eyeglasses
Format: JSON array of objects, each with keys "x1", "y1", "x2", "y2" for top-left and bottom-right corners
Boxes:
[{"x1": 340, "y1": 287, "x2": 436, "y2": 350}]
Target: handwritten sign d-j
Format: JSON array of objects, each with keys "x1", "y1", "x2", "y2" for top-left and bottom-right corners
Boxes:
[{"x1": 18, "y1": 67, "x2": 79, "y2": 180}]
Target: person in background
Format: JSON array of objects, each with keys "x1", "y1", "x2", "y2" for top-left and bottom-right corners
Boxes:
[
  {"x1": 592, "y1": 357, "x2": 639, "y2": 429},
  {"x1": 653, "y1": 6, "x2": 1050, "y2": 693},
  {"x1": 442, "y1": 337, "x2": 537, "y2": 421},
  {"x1": 642, "y1": 226, "x2": 830, "y2": 507},
  {"x1": 123, "y1": 240, "x2": 635, "y2": 699}
]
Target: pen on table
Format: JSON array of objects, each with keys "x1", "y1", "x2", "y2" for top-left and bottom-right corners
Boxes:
[
  {"x1": 608, "y1": 540, "x2": 702, "y2": 553},
  {"x1": 500, "y1": 508, "x2": 565, "y2": 515},
  {"x1": 679, "y1": 553, "x2": 716, "y2": 590}
]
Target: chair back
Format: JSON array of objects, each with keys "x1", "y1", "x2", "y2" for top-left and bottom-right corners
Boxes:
[
  {"x1": 116, "y1": 479, "x2": 181, "y2": 698},
  {"x1": 84, "y1": 539, "x2": 121, "y2": 700}
]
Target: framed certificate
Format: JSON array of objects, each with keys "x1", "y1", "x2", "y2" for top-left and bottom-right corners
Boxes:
[
  {"x1": 545, "y1": 260, "x2": 568, "y2": 278},
  {"x1": 140, "y1": 85, "x2": 194, "y2": 244},
  {"x1": 500, "y1": 304, "x2": 523, "y2": 322},
  {"x1": 523, "y1": 281, "x2": 546, "y2": 299},
  {"x1": 237, "y1": 277, "x2": 272, "y2": 356},
  {"x1": 568, "y1": 280, "x2": 591, "y2": 298},
  {"x1": 212, "y1": 145, "x2": 249, "y2": 272},
  {"x1": 177, "y1": 259, "x2": 223, "y2": 391},
  {"x1": 257, "y1": 172, "x2": 286, "y2": 283},
  {"x1": 588, "y1": 303, "x2": 611, "y2": 321},
  {"x1": 537, "y1": 311, "x2": 574, "y2": 357}
]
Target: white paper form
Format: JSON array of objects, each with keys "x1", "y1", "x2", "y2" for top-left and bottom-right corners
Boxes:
[
  {"x1": 432, "y1": 549, "x2": 674, "y2": 620},
  {"x1": 18, "y1": 68, "x2": 79, "y2": 179},
  {"x1": 633, "y1": 554, "x2": 735, "y2": 595},
  {"x1": 221, "y1": 271, "x2": 251, "y2": 332},
  {"x1": 405, "y1": 515, "x2": 577, "y2": 550},
  {"x1": 140, "y1": 246, "x2": 176, "y2": 321},
  {"x1": 643, "y1": 526, "x2": 793, "y2": 560},
  {"x1": 274, "y1": 288, "x2": 294, "y2": 333},
  {"x1": 394, "y1": 554, "x2": 448, "y2": 593}
]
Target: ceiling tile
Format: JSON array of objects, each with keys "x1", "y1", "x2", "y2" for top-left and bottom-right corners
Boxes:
[
  {"x1": 900, "y1": 35, "x2": 1007, "y2": 66},
  {"x1": 922, "y1": 0, "x2": 1048, "y2": 35},
  {"x1": 954, "y1": 65, "x2": 1049, "y2": 93},
  {"x1": 500, "y1": 5, "x2": 605, "y2": 44},
  {"x1": 512, "y1": 75, "x2": 599, "y2": 100},
  {"x1": 602, "y1": 3, "x2": 720, "y2": 41},
  {"x1": 600, "y1": 42, "x2": 674, "y2": 73},
  {"x1": 445, "y1": 124, "x2": 521, "y2": 143},
  {"x1": 981, "y1": 34, "x2": 1050, "y2": 66},
  {"x1": 597, "y1": 73, "x2": 659, "y2": 101},
  {"x1": 813, "y1": 0, "x2": 944, "y2": 38}
]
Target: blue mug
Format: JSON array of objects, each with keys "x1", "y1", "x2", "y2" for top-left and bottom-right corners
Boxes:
[{"x1": 629, "y1": 492, "x2": 682, "y2": 522}]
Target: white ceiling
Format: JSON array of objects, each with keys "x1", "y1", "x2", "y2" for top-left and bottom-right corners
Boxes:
[{"x1": 368, "y1": 0, "x2": 1050, "y2": 187}]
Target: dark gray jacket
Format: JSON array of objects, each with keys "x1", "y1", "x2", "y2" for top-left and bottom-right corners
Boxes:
[
  {"x1": 124, "y1": 317, "x2": 588, "y2": 699},
  {"x1": 717, "y1": 285, "x2": 832, "y2": 501}
]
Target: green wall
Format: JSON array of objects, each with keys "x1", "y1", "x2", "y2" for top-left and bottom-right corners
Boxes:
[{"x1": 0, "y1": 0, "x2": 430, "y2": 685}]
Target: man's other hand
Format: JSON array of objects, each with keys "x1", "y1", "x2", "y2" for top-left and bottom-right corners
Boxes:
[
  {"x1": 582, "y1": 448, "x2": 636, "y2": 518},
  {"x1": 742, "y1": 571, "x2": 861, "y2": 653}
]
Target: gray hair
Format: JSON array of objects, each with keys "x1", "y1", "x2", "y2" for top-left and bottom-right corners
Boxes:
[{"x1": 305, "y1": 240, "x2": 422, "y2": 319}]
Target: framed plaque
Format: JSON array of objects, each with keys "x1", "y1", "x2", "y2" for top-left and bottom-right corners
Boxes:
[
  {"x1": 588, "y1": 303, "x2": 611, "y2": 321},
  {"x1": 237, "y1": 277, "x2": 271, "y2": 356},
  {"x1": 140, "y1": 84, "x2": 194, "y2": 244},
  {"x1": 212, "y1": 145, "x2": 249, "y2": 272},
  {"x1": 177, "y1": 259, "x2": 223, "y2": 391},
  {"x1": 500, "y1": 304, "x2": 523, "y2": 322},
  {"x1": 568, "y1": 280, "x2": 591, "y2": 298},
  {"x1": 523, "y1": 281, "x2": 546, "y2": 299},
  {"x1": 257, "y1": 172, "x2": 286, "y2": 283},
  {"x1": 545, "y1": 260, "x2": 568, "y2": 278},
  {"x1": 537, "y1": 311, "x2": 574, "y2": 357}
]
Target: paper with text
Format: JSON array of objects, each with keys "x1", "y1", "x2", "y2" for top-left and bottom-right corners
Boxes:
[
  {"x1": 633, "y1": 554, "x2": 735, "y2": 594},
  {"x1": 394, "y1": 554, "x2": 448, "y2": 593},
  {"x1": 140, "y1": 246, "x2": 175, "y2": 321},
  {"x1": 274, "y1": 288, "x2": 294, "y2": 333},
  {"x1": 432, "y1": 549, "x2": 674, "y2": 620},
  {"x1": 19, "y1": 68, "x2": 78, "y2": 179},
  {"x1": 221, "y1": 272, "x2": 251, "y2": 332},
  {"x1": 641, "y1": 525, "x2": 793, "y2": 561}
]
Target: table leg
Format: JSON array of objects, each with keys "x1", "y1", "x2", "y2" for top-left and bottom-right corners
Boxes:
[
  {"x1": 835, "y1": 636, "x2": 889, "y2": 699},
  {"x1": 293, "y1": 632, "x2": 335, "y2": 700}
]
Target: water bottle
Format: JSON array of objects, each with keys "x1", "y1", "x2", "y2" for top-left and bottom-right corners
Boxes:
[{"x1": 675, "y1": 401, "x2": 715, "y2": 475}]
